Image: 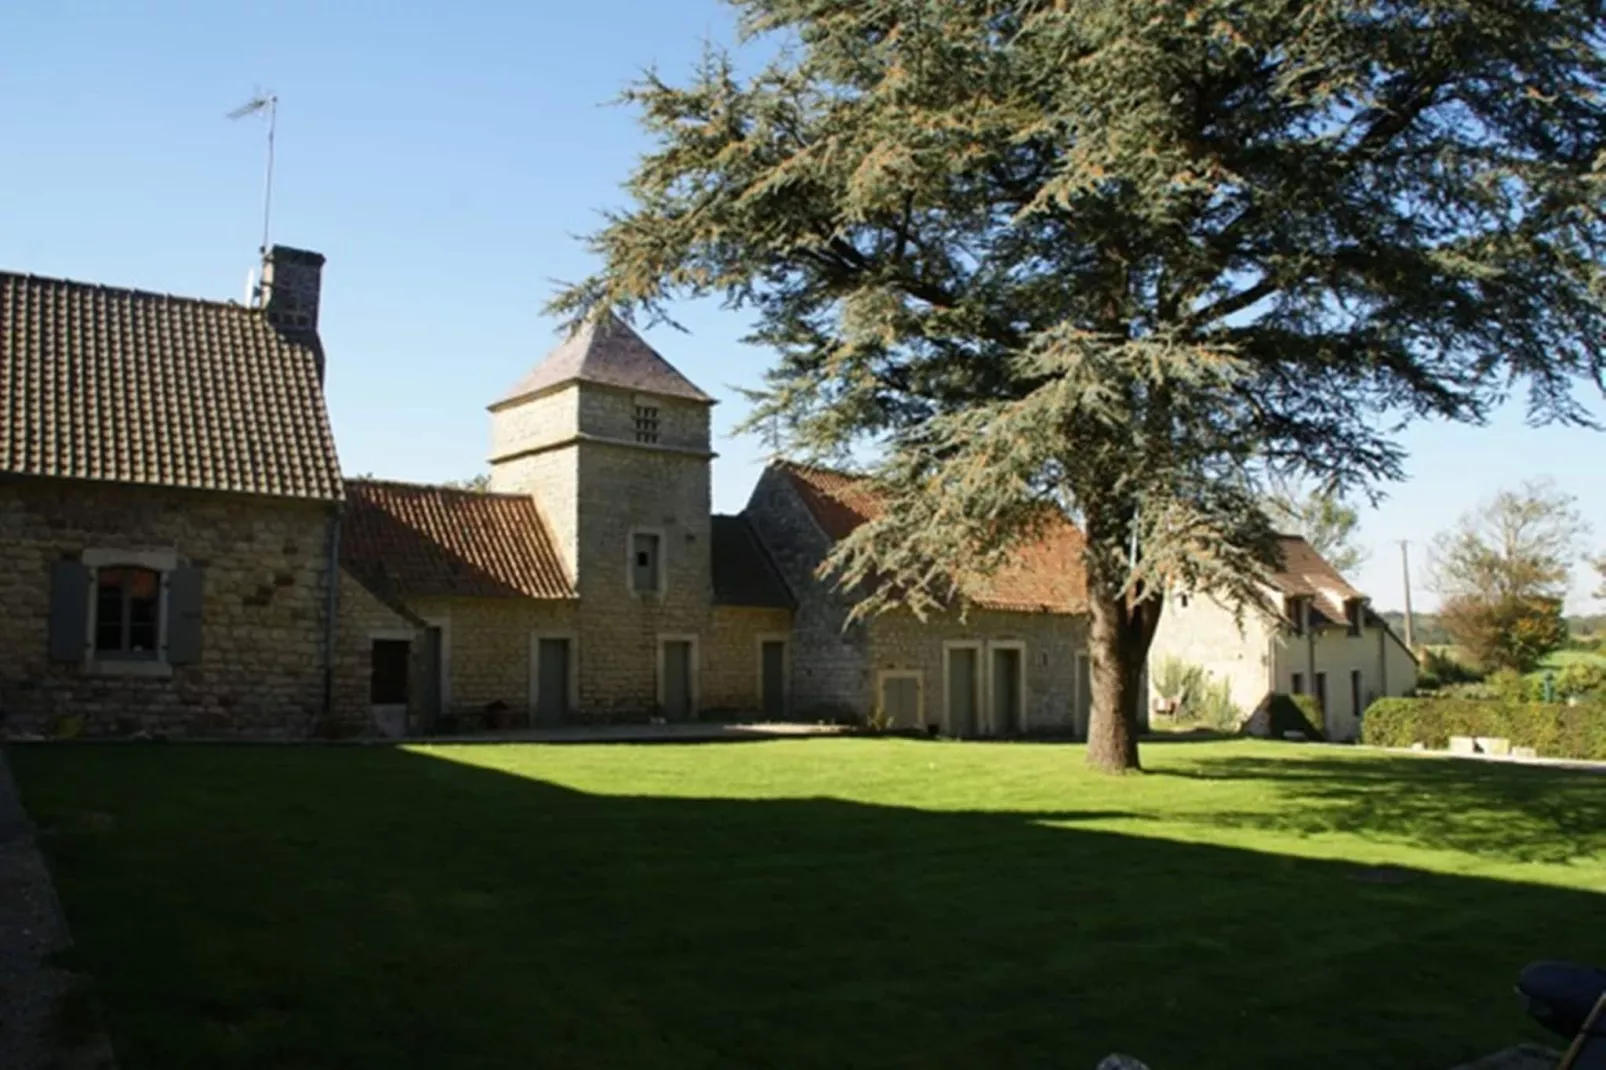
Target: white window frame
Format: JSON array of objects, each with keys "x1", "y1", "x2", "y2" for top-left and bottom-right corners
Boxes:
[
  {"x1": 754, "y1": 632, "x2": 791, "y2": 717},
  {"x1": 656, "y1": 633, "x2": 700, "y2": 716},
  {"x1": 82, "y1": 547, "x2": 178, "y2": 678},
  {"x1": 875, "y1": 669, "x2": 924, "y2": 728},
  {"x1": 984, "y1": 639, "x2": 1029, "y2": 735},
  {"x1": 941, "y1": 640, "x2": 984, "y2": 736},
  {"x1": 627, "y1": 527, "x2": 667, "y2": 598},
  {"x1": 528, "y1": 630, "x2": 581, "y2": 723}
]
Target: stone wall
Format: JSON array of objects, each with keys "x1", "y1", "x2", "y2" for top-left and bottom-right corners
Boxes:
[
  {"x1": 571, "y1": 441, "x2": 712, "y2": 717},
  {"x1": 743, "y1": 467, "x2": 870, "y2": 720},
  {"x1": 1146, "y1": 592, "x2": 1275, "y2": 723},
  {"x1": 0, "y1": 477, "x2": 336, "y2": 738},
  {"x1": 331, "y1": 571, "x2": 422, "y2": 735},
  {"x1": 407, "y1": 595, "x2": 580, "y2": 725},
  {"x1": 577, "y1": 387, "x2": 710, "y2": 452},
  {"x1": 704, "y1": 605, "x2": 794, "y2": 715},
  {"x1": 867, "y1": 607, "x2": 1088, "y2": 734},
  {"x1": 489, "y1": 387, "x2": 581, "y2": 576}
]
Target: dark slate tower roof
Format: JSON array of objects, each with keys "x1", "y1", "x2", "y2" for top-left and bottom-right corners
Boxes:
[{"x1": 494, "y1": 312, "x2": 713, "y2": 408}]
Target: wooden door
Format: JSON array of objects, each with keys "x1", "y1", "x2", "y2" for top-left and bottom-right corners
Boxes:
[
  {"x1": 662, "y1": 641, "x2": 693, "y2": 721},
  {"x1": 535, "y1": 638, "x2": 571, "y2": 726},
  {"x1": 761, "y1": 641, "x2": 786, "y2": 719},
  {"x1": 946, "y1": 648, "x2": 979, "y2": 735},
  {"x1": 991, "y1": 647, "x2": 1023, "y2": 734}
]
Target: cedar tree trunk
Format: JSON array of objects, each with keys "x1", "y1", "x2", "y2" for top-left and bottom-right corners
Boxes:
[{"x1": 1084, "y1": 578, "x2": 1162, "y2": 774}]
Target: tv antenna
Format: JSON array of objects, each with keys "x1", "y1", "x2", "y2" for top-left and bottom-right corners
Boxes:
[{"x1": 226, "y1": 90, "x2": 278, "y2": 255}]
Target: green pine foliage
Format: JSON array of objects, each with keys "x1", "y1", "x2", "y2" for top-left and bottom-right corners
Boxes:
[{"x1": 553, "y1": 0, "x2": 1606, "y2": 771}]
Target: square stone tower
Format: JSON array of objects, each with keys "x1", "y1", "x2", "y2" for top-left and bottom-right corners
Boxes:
[{"x1": 488, "y1": 313, "x2": 715, "y2": 718}]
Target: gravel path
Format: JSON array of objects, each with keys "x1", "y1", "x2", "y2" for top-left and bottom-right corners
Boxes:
[{"x1": 0, "y1": 749, "x2": 115, "y2": 1070}]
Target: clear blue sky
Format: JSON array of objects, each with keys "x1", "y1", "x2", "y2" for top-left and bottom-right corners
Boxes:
[{"x1": 5, "y1": 0, "x2": 1602, "y2": 614}]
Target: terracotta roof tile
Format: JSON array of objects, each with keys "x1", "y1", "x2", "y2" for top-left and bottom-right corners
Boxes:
[
  {"x1": 342, "y1": 480, "x2": 576, "y2": 600},
  {"x1": 0, "y1": 270, "x2": 342, "y2": 500},
  {"x1": 712, "y1": 515, "x2": 794, "y2": 609},
  {"x1": 495, "y1": 313, "x2": 712, "y2": 407},
  {"x1": 775, "y1": 461, "x2": 1087, "y2": 614}
]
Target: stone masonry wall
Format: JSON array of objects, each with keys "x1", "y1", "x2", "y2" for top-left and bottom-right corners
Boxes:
[
  {"x1": 867, "y1": 608, "x2": 1087, "y2": 735},
  {"x1": 704, "y1": 605, "x2": 794, "y2": 715},
  {"x1": 0, "y1": 477, "x2": 336, "y2": 738},
  {"x1": 331, "y1": 571, "x2": 422, "y2": 734},
  {"x1": 743, "y1": 467, "x2": 870, "y2": 720},
  {"x1": 489, "y1": 387, "x2": 581, "y2": 576},
  {"x1": 578, "y1": 388, "x2": 710, "y2": 452},
  {"x1": 572, "y1": 441, "x2": 712, "y2": 718},
  {"x1": 407, "y1": 595, "x2": 580, "y2": 724}
]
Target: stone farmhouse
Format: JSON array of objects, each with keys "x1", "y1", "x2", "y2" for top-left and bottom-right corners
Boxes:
[
  {"x1": 0, "y1": 245, "x2": 1411, "y2": 739},
  {"x1": 1146, "y1": 536, "x2": 1418, "y2": 742}
]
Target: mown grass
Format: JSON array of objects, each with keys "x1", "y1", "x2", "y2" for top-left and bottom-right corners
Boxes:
[{"x1": 10, "y1": 739, "x2": 1605, "y2": 1070}]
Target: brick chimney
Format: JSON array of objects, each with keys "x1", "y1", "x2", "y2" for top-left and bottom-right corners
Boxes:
[{"x1": 258, "y1": 245, "x2": 325, "y2": 333}]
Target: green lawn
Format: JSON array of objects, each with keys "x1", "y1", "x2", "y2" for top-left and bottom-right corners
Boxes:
[
  {"x1": 11, "y1": 739, "x2": 1606, "y2": 1070},
  {"x1": 1542, "y1": 648, "x2": 1606, "y2": 669}
]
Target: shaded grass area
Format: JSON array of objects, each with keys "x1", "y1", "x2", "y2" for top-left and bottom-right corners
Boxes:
[{"x1": 10, "y1": 739, "x2": 1605, "y2": 1070}]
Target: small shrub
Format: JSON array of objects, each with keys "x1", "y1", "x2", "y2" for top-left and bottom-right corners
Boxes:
[
  {"x1": 1415, "y1": 648, "x2": 1484, "y2": 692},
  {"x1": 1555, "y1": 663, "x2": 1606, "y2": 699},
  {"x1": 1151, "y1": 657, "x2": 1242, "y2": 730},
  {"x1": 1193, "y1": 678, "x2": 1243, "y2": 732},
  {"x1": 1361, "y1": 696, "x2": 1606, "y2": 760},
  {"x1": 1264, "y1": 693, "x2": 1325, "y2": 741},
  {"x1": 1152, "y1": 657, "x2": 1207, "y2": 711},
  {"x1": 865, "y1": 705, "x2": 895, "y2": 733}
]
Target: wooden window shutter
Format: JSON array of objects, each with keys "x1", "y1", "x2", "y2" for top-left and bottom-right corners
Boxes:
[
  {"x1": 166, "y1": 565, "x2": 205, "y2": 665},
  {"x1": 48, "y1": 561, "x2": 92, "y2": 661}
]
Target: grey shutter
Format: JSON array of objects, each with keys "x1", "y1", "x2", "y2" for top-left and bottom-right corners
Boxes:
[
  {"x1": 166, "y1": 565, "x2": 205, "y2": 665},
  {"x1": 48, "y1": 561, "x2": 92, "y2": 661}
]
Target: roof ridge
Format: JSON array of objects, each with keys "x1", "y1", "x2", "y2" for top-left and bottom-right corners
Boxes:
[
  {"x1": 345, "y1": 476, "x2": 532, "y2": 501},
  {"x1": 771, "y1": 457, "x2": 869, "y2": 482},
  {"x1": 0, "y1": 268, "x2": 260, "y2": 316}
]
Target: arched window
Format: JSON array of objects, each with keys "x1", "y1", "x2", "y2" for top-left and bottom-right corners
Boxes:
[{"x1": 95, "y1": 566, "x2": 162, "y2": 658}]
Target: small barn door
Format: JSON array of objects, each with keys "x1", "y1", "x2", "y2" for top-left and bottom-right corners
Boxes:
[
  {"x1": 946, "y1": 648, "x2": 979, "y2": 736},
  {"x1": 879, "y1": 674, "x2": 922, "y2": 730},
  {"x1": 1075, "y1": 653, "x2": 1092, "y2": 738},
  {"x1": 419, "y1": 627, "x2": 443, "y2": 731},
  {"x1": 760, "y1": 640, "x2": 787, "y2": 719},
  {"x1": 535, "y1": 638, "x2": 571, "y2": 727},
  {"x1": 661, "y1": 640, "x2": 694, "y2": 721},
  {"x1": 991, "y1": 647, "x2": 1023, "y2": 735}
]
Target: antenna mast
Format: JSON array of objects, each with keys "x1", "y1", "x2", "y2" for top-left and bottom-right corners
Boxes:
[{"x1": 226, "y1": 91, "x2": 278, "y2": 255}]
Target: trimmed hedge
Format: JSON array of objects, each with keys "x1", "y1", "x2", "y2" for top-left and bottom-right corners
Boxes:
[
  {"x1": 1265, "y1": 693, "x2": 1326, "y2": 741},
  {"x1": 1362, "y1": 697, "x2": 1606, "y2": 761}
]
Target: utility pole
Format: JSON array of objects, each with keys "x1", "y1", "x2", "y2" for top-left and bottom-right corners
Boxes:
[{"x1": 1399, "y1": 540, "x2": 1416, "y2": 649}]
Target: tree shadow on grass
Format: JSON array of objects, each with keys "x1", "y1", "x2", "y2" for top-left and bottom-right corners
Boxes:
[
  {"x1": 1149, "y1": 747, "x2": 1606, "y2": 865},
  {"x1": 9, "y1": 744, "x2": 1605, "y2": 1070}
]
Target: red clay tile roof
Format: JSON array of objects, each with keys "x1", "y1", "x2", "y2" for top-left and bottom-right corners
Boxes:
[
  {"x1": 342, "y1": 480, "x2": 576, "y2": 600},
  {"x1": 495, "y1": 313, "x2": 713, "y2": 407},
  {"x1": 774, "y1": 461, "x2": 1088, "y2": 614},
  {"x1": 1269, "y1": 535, "x2": 1364, "y2": 618},
  {"x1": 0, "y1": 270, "x2": 342, "y2": 500}
]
